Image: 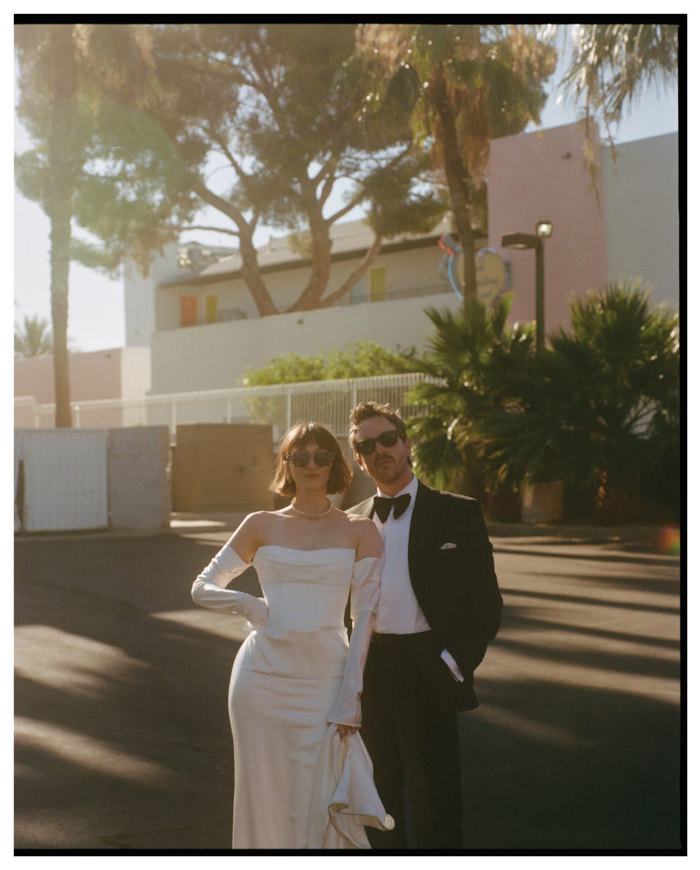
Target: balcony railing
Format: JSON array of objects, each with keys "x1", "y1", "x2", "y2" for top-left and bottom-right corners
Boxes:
[
  {"x1": 179, "y1": 283, "x2": 455, "y2": 328},
  {"x1": 337, "y1": 283, "x2": 454, "y2": 306}
]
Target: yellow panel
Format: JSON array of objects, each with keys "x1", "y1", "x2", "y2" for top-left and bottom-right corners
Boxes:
[
  {"x1": 370, "y1": 267, "x2": 386, "y2": 302},
  {"x1": 205, "y1": 295, "x2": 218, "y2": 324}
]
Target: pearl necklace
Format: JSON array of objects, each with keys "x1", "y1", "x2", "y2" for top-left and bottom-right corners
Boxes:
[{"x1": 291, "y1": 498, "x2": 333, "y2": 519}]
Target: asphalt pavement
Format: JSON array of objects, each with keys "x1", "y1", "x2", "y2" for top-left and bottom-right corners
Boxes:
[{"x1": 14, "y1": 518, "x2": 683, "y2": 853}]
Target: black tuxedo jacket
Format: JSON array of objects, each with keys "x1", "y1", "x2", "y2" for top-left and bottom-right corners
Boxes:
[{"x1": 349, "y1": 480, "x2": 502, "y2": 712}]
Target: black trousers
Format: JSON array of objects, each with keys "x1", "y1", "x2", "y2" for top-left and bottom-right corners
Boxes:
[{"x1": 361, "y1": 631, "x2": 463, "y2": 849}]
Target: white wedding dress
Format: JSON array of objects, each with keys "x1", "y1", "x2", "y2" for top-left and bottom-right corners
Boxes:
[{"x1": 192, "y1": 544, "x2": 393, "y2": 849}]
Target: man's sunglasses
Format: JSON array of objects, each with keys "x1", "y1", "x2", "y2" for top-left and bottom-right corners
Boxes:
[
  {"x1": 354, "y1": 429, "x2": 402, "y2": 456},
  {"x1": 285, "y1": 450, "x2": 336, "y2": 468}
]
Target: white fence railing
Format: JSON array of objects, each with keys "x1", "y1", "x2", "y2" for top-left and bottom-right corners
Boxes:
[{"x1": 15, "y1": 373, "x2": 438, "y2": 442}]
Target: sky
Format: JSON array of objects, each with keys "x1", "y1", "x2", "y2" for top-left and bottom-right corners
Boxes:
[{"x1": 13, "y1": 24, "x2": 680, "y2": 354}]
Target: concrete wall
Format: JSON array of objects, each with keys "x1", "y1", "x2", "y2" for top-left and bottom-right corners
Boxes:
[
  {"x1": 601, "y1": 132, "x2": 679, "y2": 308},
  {"x1": 107, "y1": 427, "x2": 171, "y2": 532},
  {"x1": 119, "y1": 347, "x2": 152, "y2": 399},
  {"x1": 15, "y1": 347, "x2": 152, "y2": 405},
  {"x1": 150, "y1": 290, "x2": 460, "y2": 394},
  {"x1": 172, "y1": 424, "x2": 275, "y2": 512},
  {"x1": 15, "y1": 398, "x2": 38, "y2": 430},
  {"x1": 16, "y1": 350, "x2": 121, "y2": 405},
  {"x1": 15, "y1": 429, "x2": 109, "y2": 533},
  {"x1": 488, "y1": 122, "x2": 610, "y2": 337},
  {"x1": 15, "y1": 426, "x2": 172, "y2": 533}
]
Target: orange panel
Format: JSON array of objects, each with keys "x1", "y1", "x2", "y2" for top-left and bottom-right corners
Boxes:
[{"x1": 180, "y1": 295, "x2": 197, "y2": 327}]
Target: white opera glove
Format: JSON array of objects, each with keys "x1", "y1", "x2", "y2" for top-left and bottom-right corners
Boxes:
[
  {"x1": 327, "y1": 557, "x2": 381, "y2": 728},
  {"x1": 191, "y1": 541, "x2": 268, "y2": 629},
  {"x1": 440, "y1": 648, "x2": 465, "y2": 683}
]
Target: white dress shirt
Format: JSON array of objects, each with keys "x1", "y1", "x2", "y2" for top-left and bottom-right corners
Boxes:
[
  {"x1": 372, "y1": 475, "x2": 464, "y2": 683},
  {"x1": 373, "y1": 475, "x2": 429, "y2": 634}
]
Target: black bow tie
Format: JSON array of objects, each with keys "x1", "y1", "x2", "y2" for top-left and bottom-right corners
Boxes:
[{"x1": 373, "y1": 493, "x2": 411, "y2": 523}]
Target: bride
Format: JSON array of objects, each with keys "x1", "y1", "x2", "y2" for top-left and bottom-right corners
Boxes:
[{"x1": 191, "y1": 421, "x2": 393, "y2": 848}]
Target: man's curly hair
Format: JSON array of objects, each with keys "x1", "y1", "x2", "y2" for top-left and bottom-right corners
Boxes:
[{"x1": 349, "y1": 401, "x2": 408, "y2": 446}]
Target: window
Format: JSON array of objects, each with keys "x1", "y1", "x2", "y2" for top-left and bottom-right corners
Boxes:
[{"x1": 350, "y1": 279, "x2": 365, "y2": 305}]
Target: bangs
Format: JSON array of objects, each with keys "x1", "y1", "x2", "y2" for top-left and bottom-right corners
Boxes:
[
  {"x1": 270, "y1": 421, "x2": 353, "y2": 497},
  {"x1": 283, "y1": 423, "x2": 337, "y2": 456}
]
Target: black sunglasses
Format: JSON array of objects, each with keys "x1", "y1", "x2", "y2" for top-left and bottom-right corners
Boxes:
[
  {"x1": 354, "y1": 429, "x2": 402, "y2": 456},
  {"x1": 286, "y1": 450, "x2": 336, "y2": 468}
]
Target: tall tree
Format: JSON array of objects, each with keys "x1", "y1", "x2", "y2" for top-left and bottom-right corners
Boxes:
[
  {"x1": 409, "y1": 281, "x2": 679, "y2": 522},
  {"x1": 15, "y1": 22, "x2": 155, "y2": 426},
  {"x1": 72, "y1": 23, "x2": 446, "y2": 316},
  {"x1": 560, "y1": 23, "x2": 680, "y2": 186},
  {"x1": 16, "y1": 25, "x2": 80, "y2": 426},
  {"x1": 357, "y1": 23, "x2": 557, "y2": 297},
  {"x1": 408, "y1": 293, "x2": 536, "y2": 504},
  {"x1": 483, "y1": 280, "x2": 679, "y2": 521},
  {"x1": 14, "y1": 314, "x2": 54, "y2": 358}
]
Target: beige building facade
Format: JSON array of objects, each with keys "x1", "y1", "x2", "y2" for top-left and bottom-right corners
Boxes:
[
  {"x1": 131, "y1": 217, "x2": 475, "y2": 393},
  {"x1": 124, "y1": 122, "x2": 680, "y2": 397}
]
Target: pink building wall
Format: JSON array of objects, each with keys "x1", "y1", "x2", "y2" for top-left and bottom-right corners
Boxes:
[
  {"x1": 14, "y1": 348, "x2": 149, "y2": 405},
  {"x1": 488, "y1": 122, "x2": 609, "y2": 337}
]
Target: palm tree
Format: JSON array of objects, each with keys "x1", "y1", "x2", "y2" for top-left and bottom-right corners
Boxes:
[
  {"x1": 14, "y1": 314, "x2": 53, "y2": 358},
  {"x1": 408, "y1": 293, "x2": 536, "y2": 505},
  {"x1": 560, "y1": 23, "x2": 679, "y2": 187},
  {"x1": 481, "y1": 280, "x2": 680, "y2": 520},
  {"x1": 562, "y1": 23, "x2": 679, "y2": 135},
  {"x1": 409, "y1": 281, "x2": 679, "y2": 522},
  {"x1": 358, "y1": 23, "x2": 557, "y2": 297},
  {"x1": 15, "y1": 23, "x2": 155, "y2": 426}
]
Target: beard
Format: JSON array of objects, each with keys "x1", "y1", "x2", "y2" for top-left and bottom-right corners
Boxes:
[{"x1": 368, "y1": 454, "x2": 407, "y2": 485}]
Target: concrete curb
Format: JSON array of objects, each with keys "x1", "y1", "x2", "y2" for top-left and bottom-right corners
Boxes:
[
  {"x1": 487, "y1": 521, "x2": 680, "y2": 542},
  {"x1": 15, "y1": 514, "x2": 681, "y2": 552}
]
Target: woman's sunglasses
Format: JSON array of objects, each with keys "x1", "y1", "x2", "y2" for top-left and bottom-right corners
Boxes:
[
  {"x1": 285, "y1": 450, "x2": 336, "y2": 468},
  {"x1": 354, "y1": 429, "x2": 401, "y2": 456}
]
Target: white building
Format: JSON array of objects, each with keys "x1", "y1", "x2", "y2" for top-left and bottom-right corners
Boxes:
[
  {"x1": 120, "y1": 123, "x2": 678, "y2": 398},
  {"x1": 128, "y1": 217, "x2": 473, "y2": 394}
]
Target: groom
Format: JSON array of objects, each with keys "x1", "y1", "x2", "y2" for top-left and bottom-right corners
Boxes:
[{"x1": 347, "y1": 401, "x2": 502, "y2": 849}]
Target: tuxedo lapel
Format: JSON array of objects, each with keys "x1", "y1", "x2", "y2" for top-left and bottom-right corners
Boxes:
[{"x1": 408, "y1": 481, "x2": 439, "y2": 596}]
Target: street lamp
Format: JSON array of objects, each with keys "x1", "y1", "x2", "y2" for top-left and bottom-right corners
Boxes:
[{"x1": 501, "y1": 220, "x2": 553, "y2": 353}]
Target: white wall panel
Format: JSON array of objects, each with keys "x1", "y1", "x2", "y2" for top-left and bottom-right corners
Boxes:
[
  {"x1": 19, "y1": 430, "x2": 108, "y2": 532},
  {"x1": 601, "y1": 133, "x2": 679, "y2": 309},
  {"x1": 107, "y1": 426, "x2": 171, "y2": 532}
]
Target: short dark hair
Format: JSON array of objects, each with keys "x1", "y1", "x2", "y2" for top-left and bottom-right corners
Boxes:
[
  {"x1": 270, "y1": 421, "x2": 353, "y2": 496},
  {"x1": 349, "y1": 401, "x2": 408, "y2": 446}
]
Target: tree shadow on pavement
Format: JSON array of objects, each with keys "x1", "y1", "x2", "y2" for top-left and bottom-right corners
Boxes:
[
  {"x1": 15, "y1": 534, "x2": 251, "y2": 850},
  {"x1": 460, "y1": 676, "x2": 681, "y2": 851},
  {"x1": 15, "y1": 534, "x2": 682, "y2": 853},
  {"x1": 459, "y1": 558, "x2": 682, "y2": 852},
  {"x1": 502, "y1": 585, "x2": 679, "y2": 616}
]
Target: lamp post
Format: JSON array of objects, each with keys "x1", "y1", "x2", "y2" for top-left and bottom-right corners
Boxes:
[{"x1": 501, "y1": 220, "x2": 553, "y2": 353}]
